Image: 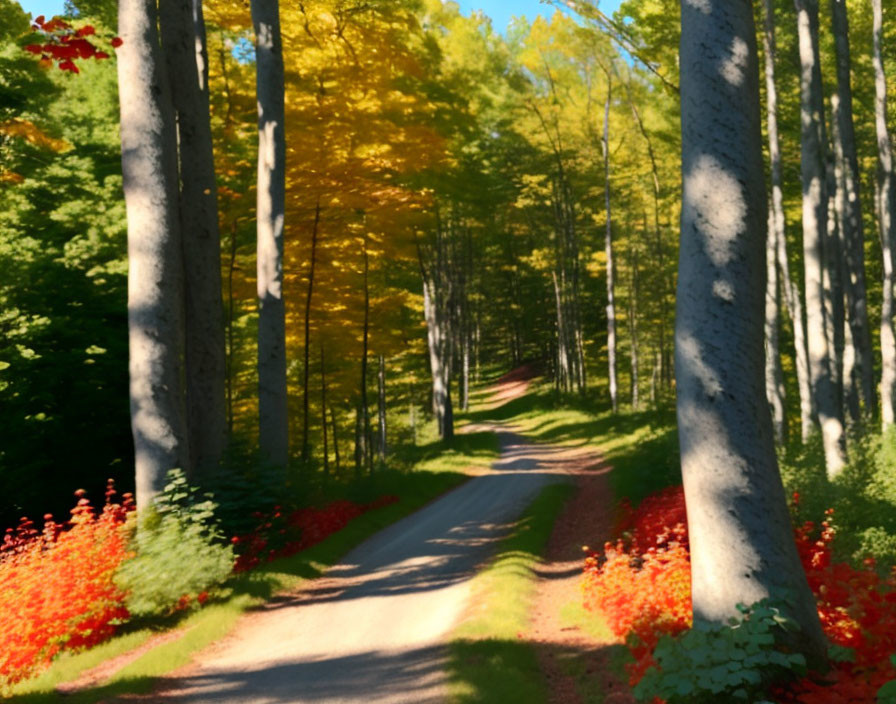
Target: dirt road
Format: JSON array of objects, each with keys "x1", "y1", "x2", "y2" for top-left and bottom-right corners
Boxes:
[{"x1": 135, "y1": 427, "x2": 582, "y2": 704}]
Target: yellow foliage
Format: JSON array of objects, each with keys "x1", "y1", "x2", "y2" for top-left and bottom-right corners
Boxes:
[{"x1": 0, "y1": 119, "x2": 70, "y2": 152}]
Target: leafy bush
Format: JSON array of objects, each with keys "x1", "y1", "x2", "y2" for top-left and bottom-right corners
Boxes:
[
  {"x1": 633, "y1": 601, "x2": 807, "y2": 703},
  {"x1": 0, "y1": 482, "x2": 132, "y2": 687},
  {"x1": 585, "y1": 485, "x2": 896, "y2": 703},
  {"x1": 114, "y1": 470, "x2": 233, "y2": 619}
]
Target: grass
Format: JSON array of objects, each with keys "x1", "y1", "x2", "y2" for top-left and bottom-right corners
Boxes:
[
  {"x1": 462, "y1": 383, "x2": 680, "y2": 506},
  {"x1": 448, "y1": 483, "x2": 574, "y2": 704},
  {"x1": 7, "y1": 438, "x2": 489, "y2": 703},
  {"x1": 455, "y1": 380, "x2": 680, "y2": 703}
]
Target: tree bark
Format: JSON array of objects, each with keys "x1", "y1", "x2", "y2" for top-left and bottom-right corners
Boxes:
[
  {"x1": 301, "y1": 199, "x2": 321, "y2": 462},
  {"x1": 830, "y1": 0, "x2": 876, "y2": 421},
  {"x1": 118, "y1": 0, "x2": 189, "y2": 510},
  {"x1": 602, "y1": 76, "x2": 618, "y2": 414},
  {"x1": 359, "y1": 228, "x2": 371, "y2": 472},
  {"x1": 158, "y1": 0, "x2": 227, "y2": 479},
  {"x1": 251, "y1": 0, "x2": 288, "y2": 468},
  {"x1": 628, "y1": 219, "x2": 641, "y2": 411},
  {"x1": 873, "y1": 0, "x2": 896, "y2": 429},
  {"x1": 677, "y1": 0, "x2": 826, "y2": 659},
  {"x1": 319, "y1": 344, "x2": 329, "y2": 477},
  {"x1": 795, "y1": 0, "x2": 846, "y2": 477},
  {"x1": 330, "y1": 404, "x2": 341, "y2": 474},
  {"x1": 377, "y1": 355, "x2": 386, "y2": 464},
  {"x1": 766, "y1": 205, "x2": 788, "y2": 444},
  {"x1": 762, "y1": 0, "x2": 814, "y2": 441}
]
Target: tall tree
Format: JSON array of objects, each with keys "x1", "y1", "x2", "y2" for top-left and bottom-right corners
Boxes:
[
  {"x1": 250, "y1": 0, "x2": 288, "y2": 467},
  {"x1": 873, "y1": 0, "x2": 896, "y2": 428},
  {"x1": 794, "y1": 0, "x2": 846, "y2": 477},
  {"x1": 762, "y1": 0, "x2": 812, "y2": 441},
  {"x1": 677, "y1": 0, "x2": 825, "y2": 658},
  {"x1": 159, "y1": 0, "x2": 228, "y2": 478},
  {"x1": 829, "y1": 0, "x2": 875, "y2": 422},
  {"x1": 118, "y1": 0, "x2": 189, "y2": 510},
  {"x1": 602, "y1": 71, "x2": 618, "y2": 413}
]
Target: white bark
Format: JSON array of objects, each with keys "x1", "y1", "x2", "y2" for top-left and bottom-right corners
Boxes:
[
  {"x1": 677, "y1": 0, "x2": 825, "y2": 658},
  {"x1": 602, "y1": 78, "x2": 618, "y2": 413},
  {"x1": 159, "y1": 0, "x2": 227, "y2": 478},
  {"x1": 766, "y1": 207, "x2": 788, "y2": 444},
  {"x1": 251, "y1": 0, "x2": 288, "y2": 467},
  {"x1": 874, "y1": 0, "x2": 896, "y2": 428},
  {"x1": 830, "y1": 0, "x2": 875, "y2": 419},
  {"x1": 118, "y1": 0, "x2": 189, "y2": 510},
  {"x1": 763, "y1": 0, "x2": 814, "y2": 441},
  {"x1": 795, "y1": 0, "x2": 846, "y2": 476}
]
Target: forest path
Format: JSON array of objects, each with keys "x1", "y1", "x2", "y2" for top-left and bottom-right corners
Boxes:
[{"x1": 127, "y1": 377, "x2": 587, "y2": 704}]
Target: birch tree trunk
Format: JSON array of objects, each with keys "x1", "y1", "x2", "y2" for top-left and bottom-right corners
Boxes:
[
  {"x1": 795, "y1": 0, "x2": 846, "y2": 476},
  {"x1": 377, "y1": 355, "x2": 386, "y2": 464},
  {"x1": 830, "y1": 0, "x2": 876, "y2": 420},
  {"x1": 251, "y1": 0, "x2": 288, "y2": 468},
  {"x1": 602, "y1": 77, "x2": 618, "y2": 414},
  {"x1": 677, "y1": 0, "x2": 825, "y2": 659},
  {"x1": 301, "y1": 200, "x2": 321, "y2": 462},
  {"x1": 766, "y1": 207, "x2": 788, "y2": 444},
  {"x1": 118, "y1": 0, "x2": 189, "y2": 511},
  {"x1": 319, "y1": 345, "x2": 329, "y2": 477},
  {"x1": 628, "y1": 222, "x2": 641, "y2": 411},
  {"x1": 873, "y1": 0, "x2": 896, "y2": 428},
  {"x1": 763, "y1": 0, "x2": 814, "y2": 441},
  {"x1": 158, "y1": 0, "x2": 226, "y2": 479}
]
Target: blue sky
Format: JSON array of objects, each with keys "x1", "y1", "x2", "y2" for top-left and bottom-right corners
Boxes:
[
  {"x1": 20, "y1": 0, "x2": 623, "y2": 30},
  {"x1": 457, "y1": 0, "x2": 622, "y2": 32}
]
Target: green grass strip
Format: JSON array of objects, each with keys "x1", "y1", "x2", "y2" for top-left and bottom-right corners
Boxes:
[
  {"x1": 448, "y1": 482, "x2": 574, "y2": 704},
  {"x1": 9, "y1": 469, "x2": 474, "y2": 703}
]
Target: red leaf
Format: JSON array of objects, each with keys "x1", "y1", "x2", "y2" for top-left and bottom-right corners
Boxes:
[
  {"x1": 75, "y1": 25, "x2": 95, "y2": 37},
  {"x1": 24, "y1": 44, "x2": 43, "y2": 55},
  {"x1": 34, "y1": 14, "x2": 45, "y2": 25},
  {"x1": 58, "y1": 60, "x2": 79, "y2": 73},
  {"x1": 110, "y1": 37, "x2": 123, "y2": 48},
  {"x1": 70, "y1": 38, "x2": 95, "y2": 59},
  {"x1": 94, "y1": 51, "x2": 109, "y2": 60}
]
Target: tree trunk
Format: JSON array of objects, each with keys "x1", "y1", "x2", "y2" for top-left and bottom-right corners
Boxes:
[
  {"x1": 628, "y1": 222, "x2": 641, "y2": 411},
  {"x1": 602, "y1": 76, "x2": 618, "y2": 414},
  {"x1": 301, "y1": 199, "x2": 321, "y2": 462},
  {"x1": 624, "y1": 81, "x2": 671, "y2": 397},
  {"x1": 766, "y1": 206, "x2": 788, "y2": 444},
  {"x1": 795, "y1": 0, "x2": 846, "y2": 477},
  {"x1": 423, "y1": 277, "x2": 453, "y2": 440},
  {"x1": 319, "y1": 345, "x2": 329, "y2": 477},
  {"x1": 677, "y1": 0, "x2": 826, "y2": 660},
  {"x1": 330, "y1": 404, "x2": 341, "y2": 475},
  {"x1": 825, "y1": 156, "x2": 846, "y2": 426},
  {"x1": 118, "y1": 0, "x2": 189, "y2": 510},
  {"x1": 158, "y1": 0, "x2": 226, "y2": 479},
  {"x1": 762, "y1": 0, "x2": 814, "y2": 441},
  {"x1": 226, "y1": 222, "x2": 238, "y2": 435},
  {"x1": 377, "y1": 355, "x2": 386, "y2": 464},
  {"x1": 874, "y1": 0, "x2": 896, "y2": 429},
  {"x1": 830, "y1": 0, "x2": 876, "y2": 420},
  {"x1": 360, "y1": 228, "x2": 371, "y2": 472},
  {"x1": 251, "y1": 0, "x2": 288, "y2": 468}
]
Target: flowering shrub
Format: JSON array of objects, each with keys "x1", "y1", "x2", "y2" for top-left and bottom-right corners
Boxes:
[
  {"x1": 1, "y1": 475, "x2": 398, "y2": 689},
  {"x1": 0, "y1": 482, "x2": 133, "y2": 687},
  {"x1": 584, "y1": 485, "x2": 896, "y2": 703},
  {"x1": 232, "y1": 495, "x2": 399, "y2": 572}
]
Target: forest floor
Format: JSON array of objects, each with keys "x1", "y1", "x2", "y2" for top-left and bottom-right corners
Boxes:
[
  {"x1": 84, "y1": 371, "x2": 624, "y2": 704},
  {"x1": 40, "y1": 370, "x2": 639, "y2": 704}
]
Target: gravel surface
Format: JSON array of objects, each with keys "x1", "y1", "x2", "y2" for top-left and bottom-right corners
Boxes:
[{"x1": 130, "y1": 427, "x2": 571, "y2": 704}]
